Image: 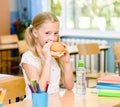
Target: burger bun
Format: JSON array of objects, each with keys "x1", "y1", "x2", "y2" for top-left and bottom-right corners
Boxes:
[{"x1": 50, "y1": 42, "x2": 65, "y2": 58}]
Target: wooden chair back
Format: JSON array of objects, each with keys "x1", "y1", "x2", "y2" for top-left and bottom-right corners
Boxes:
[
  {"x1": 113, "y1": 42, "x2": 120, "y2": 60},
  {"x1": 17, "y1": 40, "x2": 28, "y2": 75},
  {"x1": 77, "y1": 43, "x2": 100, "y2": 55},
  {"x1": 113, "y1": 42, "x2": 120, "y2": 75},
  {"x1": 0, "y1": 34, "x2": 18, "y2": 44},
  {"x1": 18, "y1": 40, "x2": 28, "y2": 55}
]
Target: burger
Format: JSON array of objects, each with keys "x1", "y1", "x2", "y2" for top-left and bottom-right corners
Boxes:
[{"x1": 50, "y1": 42, "x2": 65, "y2": 58}]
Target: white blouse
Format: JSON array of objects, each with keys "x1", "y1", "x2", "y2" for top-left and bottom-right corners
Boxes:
[{"x1": 20, "y1": 51, "x2": 61, "y2": 100}]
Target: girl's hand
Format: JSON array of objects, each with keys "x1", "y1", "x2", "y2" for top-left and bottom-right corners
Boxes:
[
  {"x1": 42, "y1": 41, "x2": 53, "y2": 60},
  {"x1": 59, "y1": 42, "x2": 71, "y2": 63}
]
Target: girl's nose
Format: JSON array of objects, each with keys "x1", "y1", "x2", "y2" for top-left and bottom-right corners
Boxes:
[{"x1": 49, "y1": 35, "x2": 56, "y2": 41}]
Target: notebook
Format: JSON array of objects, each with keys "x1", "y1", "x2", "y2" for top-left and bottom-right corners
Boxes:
[
  {"x1": 97, "y1": 75, "x2": 120, "y2": 84},
  {"x1": 96, "y1": 85, "x2": 120, "y2": 90},
  {"x1": 98, "y1": 89, "x2": 120, "y2": 97}
]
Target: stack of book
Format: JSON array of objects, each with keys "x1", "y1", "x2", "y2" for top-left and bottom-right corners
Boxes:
[{"x1": 96, "y1": 75, "x2": 120, "y2": 97}]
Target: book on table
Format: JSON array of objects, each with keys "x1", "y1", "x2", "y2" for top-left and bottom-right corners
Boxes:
[
  {"x1": 97, "y1": 75, "x2": 120, "y2": 84},
  {"x1": 96, "y1": 75, "x2": 120, "y2": 97},
  {"x1": 97, "y1": 89, "x2": 120, "y2": 97}
]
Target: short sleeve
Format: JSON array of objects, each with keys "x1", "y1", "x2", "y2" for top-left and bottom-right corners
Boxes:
[{"x1": 20, "y1": 51, "x2": 39, "y2": 69}]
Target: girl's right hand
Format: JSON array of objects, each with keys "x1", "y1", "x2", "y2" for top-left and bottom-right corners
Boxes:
[{"x1": 42, "y1": 41, "x2": 53, "y2": 60}]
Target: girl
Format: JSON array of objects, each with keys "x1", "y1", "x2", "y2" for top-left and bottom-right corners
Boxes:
[{"x1": 20, "y1": 12, "x2": 74, "y2": 100}]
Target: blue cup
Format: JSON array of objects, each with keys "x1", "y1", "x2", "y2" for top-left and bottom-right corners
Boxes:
[
  {"x1": 0, "y1": 103, "x2": 2, "y2": 107},
  {"x1": 32, "y1": 93, "x2": 48, "y2": 107}
]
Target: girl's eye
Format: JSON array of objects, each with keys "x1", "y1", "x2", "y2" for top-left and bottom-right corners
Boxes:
[
  {"x1": 45, "y1": 32, "x2": 49, "y2": 34},
  {"x1": 45, "y1": 32, "x2": 59, "y2": 35},
  {"x1": 55, "y1": 32, "x2": 59, "y2": 35}
]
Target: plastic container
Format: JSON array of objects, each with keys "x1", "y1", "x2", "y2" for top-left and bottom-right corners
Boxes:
[{"x1": 76, "y1": 60, "x2": 86, "y2": 96}]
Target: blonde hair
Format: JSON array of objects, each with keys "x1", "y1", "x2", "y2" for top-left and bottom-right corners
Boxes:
[
  {"x1": 25, "y1": 12, "x2": 59, "y2": 56},
  {"x1": 24, "y1": 12, "x2": 64, "y2": 80}
]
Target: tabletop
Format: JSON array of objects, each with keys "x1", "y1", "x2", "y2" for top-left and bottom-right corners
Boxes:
[{"x1": 3, "y1": 88, "x2": 120, "y2": 107}]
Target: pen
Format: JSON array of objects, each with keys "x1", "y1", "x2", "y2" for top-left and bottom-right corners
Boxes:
[
  {"x1": 28, "y1": 84, "x2": 36, "y2": 93},
  {"x1": 0, "y1": 89, "x2": 7, "y2": 103},
  {"x1": 31, "y1": 80, "x2": 37, "y2": 92},
  {"x1": 45, "y1": 81, "x2": 49, "y2": 93}
]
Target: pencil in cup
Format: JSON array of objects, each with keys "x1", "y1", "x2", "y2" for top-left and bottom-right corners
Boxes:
[
  {"x1": 28, "y1": 80, "x2": 49, "y2": 93},
  {"x1": 28, "y1": 80, "x2": 49, "y2": 107},
  {"x1": 28, "y1": 81, "x2": 43, "y2": 93},
  {"x1": 0, "y1": 88, "x2": 7, "y2": 106},
  {"x1": 45, "y1": 81, "x2": 49, "y2": 93}
]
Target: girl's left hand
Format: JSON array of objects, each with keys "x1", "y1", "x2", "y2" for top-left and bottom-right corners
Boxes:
[{"x1": 59, "y1": 42, "x2": 71, "y2": 63}]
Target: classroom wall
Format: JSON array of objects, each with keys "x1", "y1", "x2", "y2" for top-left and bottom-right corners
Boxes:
[
  {"x1": 10, "y1": 0, "x2": 43, "y2": 33},
  {"x1": 0, "y1": 0, "x2": 10, "y2": 35},
  {"x1": 10, "y1": 0, "x2": 18, "y2": 24}
]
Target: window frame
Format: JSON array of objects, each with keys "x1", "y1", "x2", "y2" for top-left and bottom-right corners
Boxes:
[{"x1": 51, "y1": 0, "x2": 120, "y2": 38}]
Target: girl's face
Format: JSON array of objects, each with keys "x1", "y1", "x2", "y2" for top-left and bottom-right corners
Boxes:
[{"x1": 33, "y1": 21, "x2": 59, "y2": 47}]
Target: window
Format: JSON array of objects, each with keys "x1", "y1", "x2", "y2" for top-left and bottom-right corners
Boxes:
[{"x1": 51, "y1": 0, "x2": 120, "y2": 32}]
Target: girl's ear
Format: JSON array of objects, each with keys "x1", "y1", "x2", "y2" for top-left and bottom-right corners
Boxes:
[{"x1": 32, "y1": 29, "x2": 38, "y2": 38}]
